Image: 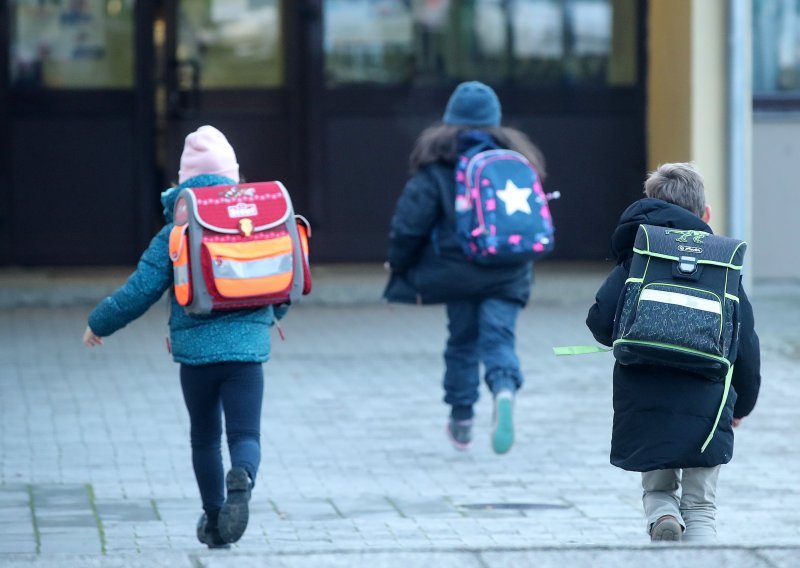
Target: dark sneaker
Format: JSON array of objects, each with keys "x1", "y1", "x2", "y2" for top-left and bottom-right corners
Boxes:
[
  {"x1": 446, "y1": 418, "x2": 473, "y2": 451},
  {"x1": 196, "y1": 513, "x2": 230, "y2": 549},
  {"x1": 650, "y1": 515, "x2": 683, "y2": 542},
  {"x1": 491, "y1": 390, "x2": 515, "y2": 455},
  {"x1": 218, "y1": 467, "x2": 252, "y2": 544}
]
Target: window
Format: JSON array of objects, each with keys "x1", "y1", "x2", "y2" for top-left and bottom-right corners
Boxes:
[
  {"x1": 10, "y1": 0, "x2": 135, "y2": 89},
  {"x1": 323, "y1": 0, "x2": 637, "y2": 88},
  {"x1": 753, "y1": 0, "x2": 800, "y2": 97},
  {"x1": 177, "y1": 0, "x2": 283, "y2": 89}
]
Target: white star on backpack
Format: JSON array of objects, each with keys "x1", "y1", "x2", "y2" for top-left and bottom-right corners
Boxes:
[{"x1": 496, "y1": 179, "x2": 533, "y2": 215}]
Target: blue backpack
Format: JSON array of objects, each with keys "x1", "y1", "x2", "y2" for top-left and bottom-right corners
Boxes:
[{"x1": 454, "y1": 133, "x2": 555, "y2": 264}]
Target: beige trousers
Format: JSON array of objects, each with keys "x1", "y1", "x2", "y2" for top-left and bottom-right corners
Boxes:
[{"x1": 641, "y1": 466, "x2": 721, "y2": 543}]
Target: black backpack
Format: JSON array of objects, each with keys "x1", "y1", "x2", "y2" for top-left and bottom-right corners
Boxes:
[
  {"x1": 612, "y1": 224, "x2": 746, "y2": 381},
  {"x1": 612, "y1": 224, "x2": 747, "y2": 452}
]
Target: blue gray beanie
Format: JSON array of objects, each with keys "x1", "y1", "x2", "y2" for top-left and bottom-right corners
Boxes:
[{"x1": 442, "y1": 81, "x2": 502, "y2": 127}]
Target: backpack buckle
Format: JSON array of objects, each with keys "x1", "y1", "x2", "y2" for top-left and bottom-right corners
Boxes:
[{"x1": 677, "y1": 255, "x2": 697, "y2": 275}]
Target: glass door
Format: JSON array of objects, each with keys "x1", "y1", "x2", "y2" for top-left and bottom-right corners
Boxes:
[
  {"x1": 160, "y1": 0, "x2": 304, "y2": 210},
  {"x1": 311, "y1": 0, "x2": 644, "y2": 261},
  {"x1": 5, "y1": 0, "x2": 149, "y2": 265}
]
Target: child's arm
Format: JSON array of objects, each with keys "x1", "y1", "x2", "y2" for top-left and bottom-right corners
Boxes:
[
  {"x1": 387, "y1": 170, "x2": 441, "y2": 272},
  {"x1": 82, "y1": 327, "x2": 103, "y2": 347},
  {"x1": 585, "y1": 264, "x2": 627, "y2": 347},
  {"x1": 730, "y1": 285, "x2": 761, "y2": 419},
  {"x1": 85, "y1": 226, "x2": 173, "y2": 342}
]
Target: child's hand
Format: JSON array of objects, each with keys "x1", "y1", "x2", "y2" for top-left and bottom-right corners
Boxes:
[
  {"x1": 732, "y1": 417, "x2": 743, "y2": 428},
  {"x1": 83, "y1": 327, "x2": 103, "y2": 347}
]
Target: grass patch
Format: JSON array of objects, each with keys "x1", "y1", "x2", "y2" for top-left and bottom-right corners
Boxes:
[
  {"x1": 150, "y1": 498, "x2": 162, "y2": 521},
  {"x1": 86, "y1": 484, "x2": 107, "y2": 555},
  {"x1": 26, "y1": 484, "x2": 41, "y2": 554}
]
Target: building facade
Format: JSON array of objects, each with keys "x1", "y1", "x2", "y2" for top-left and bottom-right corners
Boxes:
[
  {"x1": 1, "y1": 0, "x2": 646, "y2": 265},
  {"x1": 5, "y1": 0, "x2": 789, "y2": 280}
]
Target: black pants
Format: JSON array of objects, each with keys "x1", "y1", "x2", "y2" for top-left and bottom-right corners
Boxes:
[{"x1": 180, "y1": 362, "x2": 263, "y2": 516}]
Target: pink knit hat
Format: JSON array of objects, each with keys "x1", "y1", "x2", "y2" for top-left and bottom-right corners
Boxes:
[{"x1": 178, "y1": 125, "x2": 239, "y2": 183}]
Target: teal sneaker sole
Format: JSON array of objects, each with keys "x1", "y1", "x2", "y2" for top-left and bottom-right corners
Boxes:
[{"x1": 492, "y1": 397, "x2": 514, "y2": 454}]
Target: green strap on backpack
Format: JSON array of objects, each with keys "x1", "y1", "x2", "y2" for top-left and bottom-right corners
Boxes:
[
  {"x1": 700, "y1": 365, "x2": 734, "y2": 453},
  {"x1": 554, "y1": 343, "x2": 734, "y2": 453},
  {"x1": 552, "y1": 345, "x2": 611, "y2": 356}
]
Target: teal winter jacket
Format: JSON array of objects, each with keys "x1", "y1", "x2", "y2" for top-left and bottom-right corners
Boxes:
[{"x1": 88, "y1": 174, "x2": 288, "y2": 365}]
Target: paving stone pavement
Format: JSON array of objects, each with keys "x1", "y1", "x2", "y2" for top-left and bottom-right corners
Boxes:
[{"x1": 1, "y1": 264, "x2": 799, "y2": 566}]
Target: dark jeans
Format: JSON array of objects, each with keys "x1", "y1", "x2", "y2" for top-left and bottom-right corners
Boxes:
[
  {"x1": 444, "y1": 298, "x2": 523, "y2": 419},
  {"x1": 180, "y1": 362, "x2": 263, "y2": 517}
]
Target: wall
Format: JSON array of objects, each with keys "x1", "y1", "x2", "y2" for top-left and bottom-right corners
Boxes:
[
  {"x1": 647, "y1": 0, "x2": 729, "y2": 235},
  {"x1": 752, "y1": 116, "x2": 800, "y2": 280}
]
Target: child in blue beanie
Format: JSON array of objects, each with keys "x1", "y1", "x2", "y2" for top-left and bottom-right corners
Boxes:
[
  {"x1": 384, "y1": 81, "x2": 547, "y2": 455},
  {"x1": 83, "y1": 125, "x2": 287, "y2": 548}
]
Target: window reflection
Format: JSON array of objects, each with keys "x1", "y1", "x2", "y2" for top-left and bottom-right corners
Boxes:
[
  {"x1": 753, "y1": 0, "x2": 800, "y2": 94},
  {"x1": 324, "y1": 0, "x2": 632, "y2": 88},
  {"x1": 324, "y1": 0, "x2": 414, "y2": 85},
  {"x1": 11, "y1": 0, "x2": 135, "y2": 89},
  {"x1": 178, "y1": 0, "x2": 283, "y2": 89}
]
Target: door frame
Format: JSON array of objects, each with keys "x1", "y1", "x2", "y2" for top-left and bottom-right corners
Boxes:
[{"x1": 1, "y1": 1, "x2": 156, "y2": 265}]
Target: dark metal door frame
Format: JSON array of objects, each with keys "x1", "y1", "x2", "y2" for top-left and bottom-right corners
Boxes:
[
  {"x1": 0, "y1": 1, "x2": 11, "y2": 265},
  {"x1": 295, "y1": 0, "x2": 648, "y2": 262},
  {"x1": 1, "y1": 2, "x2": 157, "y2": 265},
  {"x1": 133, "y1": 1, "x2": 157, "y2": 251},
  {"x1": 159, "y1": 1, "x2": 306, "y2": 214}
]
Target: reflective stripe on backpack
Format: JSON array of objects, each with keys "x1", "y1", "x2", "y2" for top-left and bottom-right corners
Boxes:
[
  {"x1": 203, "y1": 238, "x2": 294, "y2": 300},
  {"x1": 169, "y1": 224, "x2": 192, "y2": 306}
]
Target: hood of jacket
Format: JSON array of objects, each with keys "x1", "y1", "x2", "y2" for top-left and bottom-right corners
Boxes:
[
  {"x1": 160, "y1": 174, "x2": 237, "y2": 223},
  {"x1": 611, "y1": 198, "x2": 711, "y2": 263}
]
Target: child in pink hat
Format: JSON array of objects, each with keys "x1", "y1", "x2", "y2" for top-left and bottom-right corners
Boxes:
[{"x1": 84, "y1": 125, "x2": 285, "y2": 548}]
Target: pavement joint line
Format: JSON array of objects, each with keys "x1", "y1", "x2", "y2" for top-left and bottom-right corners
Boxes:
[
  {"x1": 86, "y1": 484, "x2": 107, "y2": 555},
  {"x1": 326, "y1": 498, "x2": 345, "y2": 519},
  {"x1": 25, "y1": 484, "x2": 40, "y2": 554},
  {"x1": 150, "y1": 498, "x2": 162, "y2": 521},
  {"x1": 384, "y1": 496, "x2": 407, "y2": 518},
  {"x1": 268, "y1": 498, "x2": 286, "y2": 520},
  {"x1": 121, "y1": 543, "x2": 800, "y2": 557},
  {"x1": 446, "y1": 496, "x2": 468, "y2": 517},
  {"x1": 474, "y1": 550, "x2": 493, "y2": 568},
  {"x1": 752, "y1": 548, "x2": 782, "y2": 568}
]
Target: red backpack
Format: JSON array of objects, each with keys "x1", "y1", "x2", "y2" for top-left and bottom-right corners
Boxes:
[{"x1": 168, "y1": 181, "x2": 311, "y2": 313}]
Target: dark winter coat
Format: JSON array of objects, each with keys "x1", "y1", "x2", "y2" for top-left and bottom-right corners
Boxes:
[
  {"x1": 586, "y1": 198, "x2": 761, "y2": 472},
  {"x1": 383, "y1": 161, "x2": 532, "y2": 305}
]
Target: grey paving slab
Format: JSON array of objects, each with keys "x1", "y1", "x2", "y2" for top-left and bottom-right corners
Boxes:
[
  {"x1": 479, "y1": 547, "x2": 777, "y2": 568},
  {"x1": 0, "y1": 268, "x2": 799, "y2": 564},
  {"x1": 196, "y1": 551, "x2": 485, "y2": 568},
  {"x1": 759, "y1": 549, "x2": 800, "y2": 567},
  {"x1": 0, "y1": 554, "x2": 196, "y2": 568}
]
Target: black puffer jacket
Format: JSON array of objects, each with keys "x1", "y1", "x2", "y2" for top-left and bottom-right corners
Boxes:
[
  {"x1": 383, "y1": 161, "x2": 532, "y2": 305},
  {"x1": 586, "y1": 198, "x2": 761, "y2": 471}
]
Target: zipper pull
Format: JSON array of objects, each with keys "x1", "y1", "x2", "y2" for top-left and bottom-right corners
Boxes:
[{"x1": 276, "y1": 320, "x2": 286, "y2": 341}]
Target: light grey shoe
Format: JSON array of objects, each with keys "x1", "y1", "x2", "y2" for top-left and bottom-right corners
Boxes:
[
  {"x1": 650, "y1": 515, "x2": 683, "y2": 542},
  {"x1": 446, "y1": 418, "x2": 473, "y2": 451}
]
